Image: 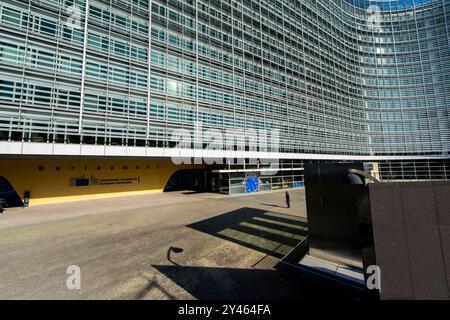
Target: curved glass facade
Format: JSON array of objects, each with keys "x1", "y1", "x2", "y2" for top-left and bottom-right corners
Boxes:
[
  {"x1": 0, "y1": 0, "x2": 449, "y2": 158},
  {"x1": 337, "y1": 0, "x2": 450, "y2": 156},
  {"x1": 344, "y1": 0, "x2": 432, "y2": 11}
]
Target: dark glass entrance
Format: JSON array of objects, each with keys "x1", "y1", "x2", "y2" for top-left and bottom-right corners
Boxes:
[
  {"x1": 0, "y1": 176, "x2": 23, "y2": 207},
  {"x1": 164, "y1": 170, "x2": 212, "y2": 193}
]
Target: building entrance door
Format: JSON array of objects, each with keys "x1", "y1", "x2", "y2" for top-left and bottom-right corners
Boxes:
[{"x1": 164, "y1": 170, "x2": 212, "y2": 193}]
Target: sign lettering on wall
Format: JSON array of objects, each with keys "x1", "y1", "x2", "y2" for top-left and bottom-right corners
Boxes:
[{"x1": 70, "y1": 177, "x2": 140, "y2": 187}]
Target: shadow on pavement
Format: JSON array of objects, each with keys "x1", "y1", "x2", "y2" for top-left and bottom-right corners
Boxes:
[
  {"x1": 187, "y1": 208, "x2": 308, "y2": 259},
  {"x1": 152, "y1": 264, "x2": 333, "y2": 300},
  {"x1": 260, "y1": 203, "x2": 287, "y2": 209},
  {"x1": 135, "y1": 278, "x2": 177, "y2": 300}
]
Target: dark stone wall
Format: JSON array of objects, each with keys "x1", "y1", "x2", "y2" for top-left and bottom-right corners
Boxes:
[{"x1": 369, "y1": 182, "x2": 450, "y2": 300}]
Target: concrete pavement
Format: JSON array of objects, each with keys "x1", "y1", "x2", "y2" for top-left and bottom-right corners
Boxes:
[{"x1": 0, "y1": 189, "x2": 329, "y2": 300}]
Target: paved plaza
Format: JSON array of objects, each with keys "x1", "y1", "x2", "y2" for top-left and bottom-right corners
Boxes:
[{"x1": 0, "y1": 189, "x2": 331, "y2": 300}]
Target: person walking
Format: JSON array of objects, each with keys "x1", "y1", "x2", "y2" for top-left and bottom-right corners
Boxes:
[{"x1": 285, "y1": 191, "x2": 290, "y2": 208}]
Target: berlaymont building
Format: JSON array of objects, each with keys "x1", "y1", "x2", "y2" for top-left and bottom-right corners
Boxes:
[{"x1": 0, "y1": 0, "x2": 449, "y2": 206}]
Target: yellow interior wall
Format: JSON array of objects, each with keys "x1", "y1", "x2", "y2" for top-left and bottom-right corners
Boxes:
[{"x1": 0, "y1": 159, "x2": 200, "y2": 206}]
